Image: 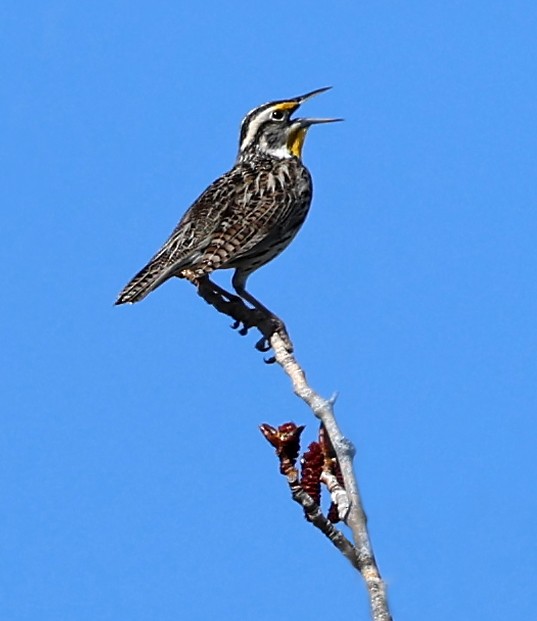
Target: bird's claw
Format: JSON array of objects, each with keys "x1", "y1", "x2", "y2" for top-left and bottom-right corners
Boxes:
[
  {"x1": 256, "y1": 316, "x2": 294, "y2": 363},
  {"x1": 231, "y1": 319, "x2": 250, "y2": 336},
  {"x1": 255, "y1": 336, "x2": 271, "y2": 352}
]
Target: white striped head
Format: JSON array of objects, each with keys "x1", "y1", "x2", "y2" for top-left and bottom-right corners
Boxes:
[{"x1": 237, "y1": 87, "x2": 342, "y2": 161}]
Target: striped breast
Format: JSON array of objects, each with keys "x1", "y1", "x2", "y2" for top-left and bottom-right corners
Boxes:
[{"x1": 190, "y1": 156, "x2": 313, "y2": 278}]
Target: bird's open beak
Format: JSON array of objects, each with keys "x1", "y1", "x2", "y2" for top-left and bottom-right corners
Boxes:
[
  {"x1": 278, "y1": 87, "x2": 342, "y2": 157},
  {"x1": 287, "y1": 88, "x2": 343, "y2": 125}
]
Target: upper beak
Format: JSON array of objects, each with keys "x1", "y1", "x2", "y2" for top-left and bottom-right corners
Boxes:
[
  {"x1": 292, "y1": 86, "x2": 334, "y2": 104},
  {"x1": 276, "y1": 86, "x2": 334, "y2": 112}
]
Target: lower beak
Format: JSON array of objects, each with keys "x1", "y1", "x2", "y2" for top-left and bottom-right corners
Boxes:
[{"x1": 295, "y1": 117, "x2": 344, "y2": 127}]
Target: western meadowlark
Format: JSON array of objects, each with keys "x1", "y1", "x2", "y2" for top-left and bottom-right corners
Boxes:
[{"x1": 115, "y1": 87, "x2": 341, "y2": 351}]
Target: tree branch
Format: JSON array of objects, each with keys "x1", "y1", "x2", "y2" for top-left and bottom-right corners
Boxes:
[
  {"x1": 270, "y1": 333, "x2": 392, "y2": 621},
  {"x1": 288, "y1": 472, "x2": 363, "y2": 571},
  {"x1": 194, "y1": 279, "x2": 392, "y2": 620}
]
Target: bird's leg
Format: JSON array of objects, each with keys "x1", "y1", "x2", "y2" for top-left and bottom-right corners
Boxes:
[
  {"x1": 196, "y1": 273, "x2": 293, "y2": 362},
  {"x1": 231, "y1": 274, "x2": 294, "y2": 360},
  {"x1": 198, "y1": 276, "x2": 243, "y2": 305},
  {"x1": 195, "y1": 276, "x2": 262, "y2": 336}
]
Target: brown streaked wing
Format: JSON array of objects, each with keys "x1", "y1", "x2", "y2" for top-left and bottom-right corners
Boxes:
[{"x1": 157, "y1": 167, "x2": 245, "y2": 266}]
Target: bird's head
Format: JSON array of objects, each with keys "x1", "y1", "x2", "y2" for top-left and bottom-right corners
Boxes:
[{"x1": 237, "y1": 87, "x2": 342, "y2": 161}]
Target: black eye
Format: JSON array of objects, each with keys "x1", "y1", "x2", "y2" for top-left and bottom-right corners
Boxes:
[{"x1": 271, "y1": 109, "x2": 285, "y2": 121}]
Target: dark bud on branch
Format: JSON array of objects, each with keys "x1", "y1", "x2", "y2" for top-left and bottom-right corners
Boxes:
[{"x1": 259, "y1": 422, "x2": 305, "y2": 476}]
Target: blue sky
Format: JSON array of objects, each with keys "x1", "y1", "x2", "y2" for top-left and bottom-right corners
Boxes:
[{"x1": 2, "y1": 2, "x2": 536, "y2": 619}]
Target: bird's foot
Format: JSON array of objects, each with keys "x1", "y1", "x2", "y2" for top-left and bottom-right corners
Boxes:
[
  {"x1": 196, "y1": 278, "x2": 293, "y2": 361},
  {"x1": 229, "y1": 307, "x2": 265, "y2": 336},
  {"x1": 255, "y1": 315, "x2": 294, "y2": 364}
]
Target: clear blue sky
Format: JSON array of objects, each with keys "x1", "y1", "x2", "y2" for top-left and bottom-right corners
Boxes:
[{"x1": 2, "y1": 2, "x2": 536, "y2": 620}]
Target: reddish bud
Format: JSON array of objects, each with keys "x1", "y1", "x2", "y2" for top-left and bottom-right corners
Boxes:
[
  {"x1": 260, "y1": 422, "x2": 305, "y2": 475},
  {"x1": 300, "y1": 442, "x2": 324, "y2": 517}
]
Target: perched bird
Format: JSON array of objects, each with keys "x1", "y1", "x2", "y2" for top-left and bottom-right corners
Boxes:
[{"x1": 115, "y1": 87, "x2": 341, "y2": 347}]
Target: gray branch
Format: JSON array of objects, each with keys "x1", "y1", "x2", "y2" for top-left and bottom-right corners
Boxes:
[
  {"x1": 270, "y1": 333, "x2": 392, "y2": 621},
  {"x1": 195, "y1": 279, "x2": 392, "y2": 619},
  {"x1": 286, "y1": 470, "x2": 363, "y2": 571}
]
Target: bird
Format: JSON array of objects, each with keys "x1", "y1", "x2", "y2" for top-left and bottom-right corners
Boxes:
[{"x1": 115, "y1": 87, "x2": 341, "y2": 349}]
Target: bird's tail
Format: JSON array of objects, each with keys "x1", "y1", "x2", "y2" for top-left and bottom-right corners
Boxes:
[{"x1": 115, "y1": 257, "x2": 173, "y2": 305}]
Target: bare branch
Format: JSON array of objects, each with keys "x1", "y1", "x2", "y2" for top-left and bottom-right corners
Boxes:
[
  {"x1": 287, "y1": 472, "x2": 363, "y2": 571},
  {"x1": 321, "y1": 470, "x2": 351, "y2": 523},
  {"x1": 195, "y1": 280, "x2": 392, "y2": 619},
  {"x1": 270, "y1": 333, "x2": 392, "y2": 621}
]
